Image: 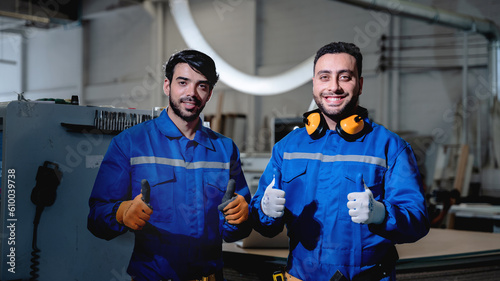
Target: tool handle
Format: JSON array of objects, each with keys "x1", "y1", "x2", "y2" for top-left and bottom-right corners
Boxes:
[
  {"x1": 141, "y1": 179, "x2": 153, "y2": 210},
  {"x1": 218, "y1": 179, "x2": 237, "y2": 212},
  {"x1": 222, "y1": 179, "x2": 236, "y2": 202}
]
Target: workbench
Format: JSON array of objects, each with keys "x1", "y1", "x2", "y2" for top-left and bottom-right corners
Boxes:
[{"x1": 223, "y1": 228, "x2": 500, "y2": 278}]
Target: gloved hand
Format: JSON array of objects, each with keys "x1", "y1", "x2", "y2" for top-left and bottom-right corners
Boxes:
[
  {"x1": 218, "y1": 179, "x2": 237, "y2": 212},
  {"x1": 221, "y1": 194, "x2": 249, "y2": 225},
  {"x1": 261, "y1": 177, "x2": 286, "y2": 218},
  {"x1": 218, "y1": 179, "x2": 248, "y2": 225},
  {"x1": 347, "y1": 174, "x2": 385, "y2": 224},
  {"x1": 116, "y1": 193, "x2": 153, "y2": 230}
]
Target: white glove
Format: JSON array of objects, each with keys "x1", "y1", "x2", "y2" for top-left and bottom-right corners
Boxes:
[
  {"x1": 261, "y1": 178, "x2": 286, "y2": 218},
  {"x1": 347, "y1": 175, "x2": 386, "y2": 224}
]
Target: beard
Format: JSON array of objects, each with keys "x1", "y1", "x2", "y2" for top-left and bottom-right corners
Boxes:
[
  {"x1": 168, "y1": 94, "x2": 205, "y2": 123},
  {"x1": 315, "y1": 92, "x2": 359, "y2": 123}
]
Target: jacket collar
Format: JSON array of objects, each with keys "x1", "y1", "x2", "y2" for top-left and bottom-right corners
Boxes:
[{"x1": 156, "y1": 109, "x2": 215, "y2": 150}]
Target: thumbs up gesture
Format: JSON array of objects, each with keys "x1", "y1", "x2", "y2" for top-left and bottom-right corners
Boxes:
[
  {"x1": 116, "y1": 182, "x2": 153, "y2": 231},
  {"x1": 347, "y1": 174, "x2": 386, "y2": 225},
  {"x1": 218, "y1": 179, "x2": 249, "y2": 225},
  {"x1": 261, "y1": 169, "x2": 286, "y2": 218}
]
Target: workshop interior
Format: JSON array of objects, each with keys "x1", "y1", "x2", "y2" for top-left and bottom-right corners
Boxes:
[{"x1": 1, "y1": 0, "x2": 500, "y2": 280}]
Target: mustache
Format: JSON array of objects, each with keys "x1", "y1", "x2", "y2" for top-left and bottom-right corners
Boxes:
[{"x1": 180, "y1": 96, "x2": 202, "y2": 106}]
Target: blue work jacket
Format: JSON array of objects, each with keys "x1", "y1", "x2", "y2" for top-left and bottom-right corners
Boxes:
[
  {"x1": 250, "y1": 118, "x2": 429, "y2": 281},
  {"x1": 88, "y1": 109, "x2": 251, "y2": 281}
]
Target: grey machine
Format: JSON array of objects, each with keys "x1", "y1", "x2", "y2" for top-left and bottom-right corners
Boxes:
[{"x1": 0, "y1": 101, "x2": 153, "y2": 281}]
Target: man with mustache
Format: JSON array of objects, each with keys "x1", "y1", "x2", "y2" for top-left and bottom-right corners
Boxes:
[
  {"x1": 88, "y1": 49, "x2": 251, "y2": 281},
  {"x1": 250, "y1": 42, "x2": 429, "y2": 281}
]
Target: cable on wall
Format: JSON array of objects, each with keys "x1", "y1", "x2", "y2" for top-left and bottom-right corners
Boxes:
[{"x1": 377, "y1": 32, "x2": 489, "y2": 72}]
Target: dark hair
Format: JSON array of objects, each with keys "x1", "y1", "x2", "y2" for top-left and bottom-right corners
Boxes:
[
  {"x1": 163, "y1": 49, "x2": 219, "y2": 90},
  {"x1": 314, "y1": 42, "x2": 363, "y2": 78}
]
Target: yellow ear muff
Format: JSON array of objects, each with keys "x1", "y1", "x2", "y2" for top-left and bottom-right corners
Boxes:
[
  {"x1": 303, "y1": 107, "x2": 368, "y2": 141},
  {"x1": 339, "y1": 115, "x2": 364, "y2": 135},
  {"x1": 303, "y1": 109, "x2": 328, "y2": 139},
  {"x1": 305, "y1": 112, "x2": 322, "y2": 135},
  {"x1": 336, "y1": 107, "x2": 369, "y2": 141}
]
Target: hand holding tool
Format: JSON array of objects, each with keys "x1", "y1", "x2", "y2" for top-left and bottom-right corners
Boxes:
[
  {"x1": 261, "y1": 168, "x2": 286, "y2": 218},
  {"x1": 218, "y1": 179, "x2": 237, "y2": 211},
  {"x1": 347, "y1": 174, "x2": 386, "y2": 224},
  {"x1": 116, "y1": 180, "x2": 154, "y2": 230},
  {"x1": 141, "y1": 179, "x2": 153, "y2": 210},
  {"x1": 218, "y1": 179, "x2": 249, "y2": 224},
  {"x1": 221, "y1": 193, "x2": 249, "y2": 224}
]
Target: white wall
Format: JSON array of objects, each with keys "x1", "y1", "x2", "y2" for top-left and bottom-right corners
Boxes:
[
  {"x1": 0, "y1": 25, "x2": 83, "y2": 102},
  {"x1": 26, "y1": 25, "x2": 83, "y2": 101},
  {"x1": 84, "y1": 5, "x2": 158, "y2": 109},
  {"x1": 0, "y1": 33, "x2": 22, "y2": 99}
]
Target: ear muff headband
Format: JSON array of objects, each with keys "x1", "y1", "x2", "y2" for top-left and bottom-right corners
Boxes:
[{"x1": 303, "y1": 107, "x2": 368, "y2": 141}]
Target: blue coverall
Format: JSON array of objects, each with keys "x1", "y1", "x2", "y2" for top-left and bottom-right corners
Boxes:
[
  {"x1": 250, "y1": 117, "x2": 430, "y2": 281},
  {"x1": 88, "y1": 110, "x2": 252, "y2": 281}
]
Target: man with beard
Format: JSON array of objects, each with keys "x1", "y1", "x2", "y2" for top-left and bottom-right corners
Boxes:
[
  {"x1": 250, "y1": 42, "x2": 429, "y2": 281},
  {"x1": 88, "y1": 49, "x2": 251, "y2": 281}
]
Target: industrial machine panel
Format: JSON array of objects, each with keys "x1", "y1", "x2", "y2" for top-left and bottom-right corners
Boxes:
[{"x1": 0, "y1": 101, "x2": 152, "y2": 280}]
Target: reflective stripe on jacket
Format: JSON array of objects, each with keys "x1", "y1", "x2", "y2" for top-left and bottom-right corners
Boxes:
[
  {"x1": 88, "y1": 109, "x2": 251, "y2": 281},
  {"x1": 250, "y1": 118, "x2": 429, "y2": 281}
]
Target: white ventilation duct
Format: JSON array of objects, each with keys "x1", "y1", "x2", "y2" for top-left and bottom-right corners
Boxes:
[{"x1": 168, "y1": 0, "x2": 314, "y2": 96}]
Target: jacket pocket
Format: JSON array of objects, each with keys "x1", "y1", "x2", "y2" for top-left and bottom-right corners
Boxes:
[
  {"x1": 281, "y1": 160, "x2": 308, "y2": 211},
  {"x1": 282, "y1": 159, "x2": 308, "y2": 184},
  {"x1": 203, "y1": 171, "x2": 230, "y2": 204},
  {"x1": 343, "y1": 164, "x2": 385, "y2": 199}
]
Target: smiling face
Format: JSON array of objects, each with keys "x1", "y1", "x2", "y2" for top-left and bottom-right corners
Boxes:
[
  {"x1": 164, "y1": 62, "x2": 212, "y2": 123},
  {"x1": 312, "y1": 53, "x2": 363, "y2": 127}
]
